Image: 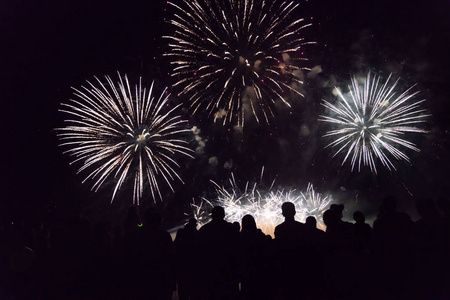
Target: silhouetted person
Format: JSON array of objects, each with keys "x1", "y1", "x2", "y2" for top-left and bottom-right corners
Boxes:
[
  {"x1": 305, "y1": 216, "x2": 325, "y2": 243},
  {"x1": 274, "y1": 202, "x2": 305, "y2": 243},
  {"x1": 232, "y1": 221, "x2": 241, "y2": 233},
  {"x1": 175, "y1": 218, "x2": 200, "y2": 300},
  {"x1": 331, "y1": 203, "x2": 354, "y2": 231},
  {"x1": 437, "y1": 197, "x2": 450, "y2": 297},
  {"x1": 198, "y1": 206, "x2": 238, "y2": 300},
  {"x1": 353, "y1": 211, "x2": 372, "y2": 254},
  {"x1": 303, "y1": 216, "x2": 325, "y2": 300},
  {"x1": 120, "y1": 208, "x2": 174, "y2": 300},
  {"x1": 274, "y1": 202, "x2": 306, "y2": 300},
  {"x1": 352, "y1": 211, "x2": 372, "y2": 298},
  {"x1": 414, "y1": 198, "x2": 446, "y2": 299},
  {"x1": 118, "y1": 206, "x2": 143, "y2": 298},
  {"x1": 238, "y1": 214, "x2": 271, "y2": 300},
  {"x1": 321, "y1": 208, "x2": 357, "y2": 299},
  {"x1": 323, "y1": 209, "x2": 339, "y2": 232},
  {"x1": 122, "y1": 205, "x2": 141, "y2": 237},
  {"x1": 372, "y1": 196, "x2": 414, "y2": 300}
]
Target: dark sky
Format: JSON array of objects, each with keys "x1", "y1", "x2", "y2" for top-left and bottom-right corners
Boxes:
[{"x1": 1, "y1": 0, "x2": 449, "y2": 226}]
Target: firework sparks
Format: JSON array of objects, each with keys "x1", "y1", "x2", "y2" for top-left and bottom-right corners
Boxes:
[
  {"x1": 190, "y1": 176, "x2": 333, "y2": 236},
  {"x1": 185, "y1": 199, "x2": 214, "y2": 227},
  {"x1": 299, "y1": 183, "x2": 333, "y2": 225},
  {"x1": 319, "y1": 72, "x2": 430, "y2": 173},
  {"x1": 57, "y1": 73, "x2": 194, "y2": 204},
  {"x1": 164, "y1": 0, "x2": 314, "y2": 126}
]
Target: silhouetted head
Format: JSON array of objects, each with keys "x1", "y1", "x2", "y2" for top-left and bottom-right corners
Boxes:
[
  {"x1": 305, "y1": 216, "x2": 317, "y2": 229},
  {"x1": 211, "y1": 206, "x2": 225, "y2": 221},
  {"x1": 185, "y1": 218, "x2": 197, "y2": 231},
  {"x1": 282, "y1": 202, "x2": 296, "y2": 219},
  {"x1": 232, "y1": 221, "x2": 241, "y2": 232},
  {"x1": 353, "y1": 211, "x2": 365, "y2": 224},
  {"x1": 330, "y1": 204, "x2": 344, "y2": 219},
  {"x1": 323, "y1": 209, "x2": 339, "y2": 228},
  {"x1": 188, "y1": 218, "x2": 197, "y2": 227},
  {"x1": 242, "y1": 214, "x2": 257, "y2": 233}
]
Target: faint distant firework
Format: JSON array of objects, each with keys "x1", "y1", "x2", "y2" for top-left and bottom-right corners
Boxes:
[
  {"x1": 164, "y1": 0, "x2": 314, "y2": 126},
  {"x1": 190, "y1": 176, "x2": 333, "y2": 235},
  {"x1": 319, "y1": 72, "x2": 430, "y2": 173},
  {"x1": 57, "y1": 73, "x2": 194, "y2": 204}
]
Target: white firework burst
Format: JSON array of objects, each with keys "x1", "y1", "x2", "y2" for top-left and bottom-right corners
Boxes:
[
  {"x1": 319, "y1": 72, "x2": 430, "y2": 173},
  {"x1": 186, "y1": 198, "x2": 214, "y2": 227},
  {"x1": 57, "y1": 73, "x2": 194, "y2": 204},
  {"x1": 299, "y1": 183, "x2": 333, "y2": 225},
  {"x1": 164, "y1": 0, "x2": 314, "y2": 126},
  {"x1": 190, "y1": 176, "x2": 333, "y2": 235}
]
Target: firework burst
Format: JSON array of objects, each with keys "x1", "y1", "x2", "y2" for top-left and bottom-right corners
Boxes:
[
  {"x1": 190, "y1": 176, "x2": 333, "y2": 235},
  {"x1": 164, "y1": 0, "x2": 314, "y2": 126},
  {"x1": 319, "y1": 72, "x2": 430, "y2": 173},
  {"x1": 299, "y1": 183, "x2": 333, "y2": 224},
  {"x1": 57, "y1": 73, "x2": 194, "y2": 204},
  {"x1": 185, "y1": 198, "x2": 214, "y2": 227}
]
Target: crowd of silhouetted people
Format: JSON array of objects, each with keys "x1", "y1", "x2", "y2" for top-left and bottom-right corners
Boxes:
[{"x1": 1, "y1": 196, "x2": 449, "y2": 300}]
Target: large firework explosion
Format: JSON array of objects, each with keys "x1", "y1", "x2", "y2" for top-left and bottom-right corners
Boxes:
[
  {"x1": 57, "y1": 73, "x2": 194, "y2": 204},
  {"x1": 319, "y1": 72, "x2": 430, "y2": 174},
  {"x1": 164, "y1": 0, "x2": 314, "y2": 126},
  {"x1": 187, "y1": 176, "x2": 333, "y2": 236}
]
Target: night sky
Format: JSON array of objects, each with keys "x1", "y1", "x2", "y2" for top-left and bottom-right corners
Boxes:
[{"x1": 1, "y1": 0, "x2": 449, "y2": 228}]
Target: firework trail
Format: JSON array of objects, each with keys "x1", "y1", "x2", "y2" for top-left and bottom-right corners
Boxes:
[
  {"x1": 57, "y1": 73, "x2": 194, "y2": 204},
  {"x1": 190, "y1": 176, "x2": 333, "y2": 235},
  {"x1": 164, "y1": 0, "x2": 314, "y2": 126},
  {"x1": 319, "y1": 72, "x2": 430, "y2": 173}
]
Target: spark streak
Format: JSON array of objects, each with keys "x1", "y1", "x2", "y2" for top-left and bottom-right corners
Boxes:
[
  {"x1": 165, "y1": 0, "x2": 314, "y2": 126},
  {"x1": 57, "y1": 73, "x2": 194, "y2": 204},
  {"x1": 188, "y1": 176, "x2": 333, "y2": 236},
  {"x1": 319, "y1": 72, "x2": 430, "y2": 173}
]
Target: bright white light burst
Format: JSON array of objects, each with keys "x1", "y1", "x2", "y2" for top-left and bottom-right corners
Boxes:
[
  {"x1": 164, "y1": 0, "x2": 314, "y2": 126},
  {"x1": 189, "y1": 176, "x2": 333, "y2": 236},
  {"x1": 319, "y1": 72, "x2": 430, "y2": 173},
  {"x1": 57, "y1": 73, "x2": 194, "y2": 204}
]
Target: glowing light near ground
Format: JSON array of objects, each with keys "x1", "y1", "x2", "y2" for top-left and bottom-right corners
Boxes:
[
  {"x1": 165, "y1": 0, "x2": 314, "y2": 126},
  {"x1": 319, "y1": 72, "x2": 430, "y2": 173},
  {"x1": 57, "y1": 73, "x2": 194, "y2": 204},
  {"x1": 188, "y1": 176, "x2": 333, "y2": 236}
]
